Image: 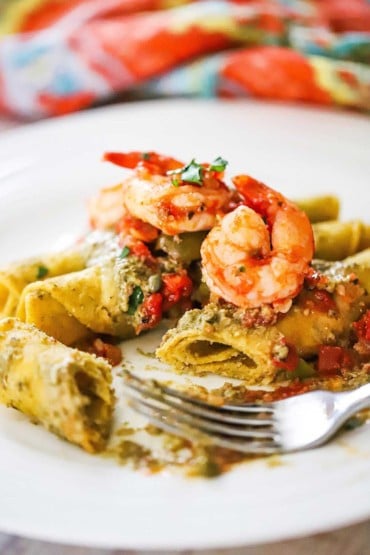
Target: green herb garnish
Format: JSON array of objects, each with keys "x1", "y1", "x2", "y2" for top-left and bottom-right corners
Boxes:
[
  {"x1": 119, "y1": 246, "x2": 130, "y2": 259},
  {"x1": 36, "y1": 265, "x2": 48, "y2": 279},
  {"x1": 210, "y1": 156, "x2": 228, "y2": 172},
  {"x1": 128, "y1": 286, "x2": 144, "y2": 315},
  {"x1": 167, "y1": 156, "x2": 227, "y2": 186},
  {"x1": 181, "y1": 159, "x2": 203, "y2": 184},
  {"x1": 239, "y1": 265, "x2": 246, "y2": 272},
  {"x1": 167, "y1": 159, "x2": 203, "y2": 186},
  {"x1": 141, "y1": 152, "x2": 150, "y2": 160}
]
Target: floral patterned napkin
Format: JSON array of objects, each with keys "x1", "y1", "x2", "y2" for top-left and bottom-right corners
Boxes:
[{"x1": 0, "y1": 0, "x2": 369, "y2": 118}]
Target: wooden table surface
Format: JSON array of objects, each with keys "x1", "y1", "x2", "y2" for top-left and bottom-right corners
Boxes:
[{"x1": 1, "y1": 114, "x2": 369, "y2": 555}]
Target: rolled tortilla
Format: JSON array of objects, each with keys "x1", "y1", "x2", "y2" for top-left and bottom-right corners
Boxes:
[
  {"x1": 157, "y1": 303, "x2": 286, "y2": 384},
  {"x1": 0, "y1": 318, "x2": 114, "y2": 453},
  {"x1": 0, "y1": 249, "x2": 86, "y2": 318},
  {"x1": 16, "y1": 258, "x2": 145, "y2": 345},
  {"x1": 313, "y1": 220, "x2": 370, "y2": 261},
  {"x1": 296, "y1": 195, "x2": 340, "y2": 223},
  {"x1": 276, "y1": 269, "x2": 366, "y2": 358},
  {"x1": 0, "y1": 231, "x2": 116, "y2": 319},
  {"x1": 342, "y1": 248, "x2": 370, "y2": 293},
  {"x1": 158, "y1": 262, "x2": 367, "y2": 382}
]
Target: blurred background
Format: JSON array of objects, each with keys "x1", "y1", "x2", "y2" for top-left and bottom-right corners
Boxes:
[{"x1": 0, "y1": 0, "x2": 369, "y2": 121}]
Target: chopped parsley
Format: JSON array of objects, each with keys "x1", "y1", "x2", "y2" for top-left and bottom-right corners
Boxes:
[
  {"x1": 180, "y1": 159, "x2": 203, "y2": 184},
  {"x1": 238, "y1": 265, "x2": 246, "y2": 272},
  {"x1": 209, "y1": 156, "x2": 228, "y2": 172},
  {"x1": 119, "y1": 246, "x2": 130, "y2": 259},
  {"x1": 36, "y1": 265, "x2": 48, "y2": 279},
  {"x1": 167, "y1": 156, "x2": 228, "y2": 186},
  {"x1": 167, "y1": 159, "x2": 203, "y2": 186},
  {"x1": 141, "y1": 152, "x2": 150, "y2": 160},
  {"x1": 128, "y1": 286, "x2": 144, "y2": 315}
]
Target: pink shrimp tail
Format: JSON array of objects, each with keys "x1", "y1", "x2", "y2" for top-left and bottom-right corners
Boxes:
[
  {"x1": 233, "y1": 173, "x2": 315, "y2": 265},
  {"x1": 233, "y1": 174, "x2": 286, "y2": 227}
]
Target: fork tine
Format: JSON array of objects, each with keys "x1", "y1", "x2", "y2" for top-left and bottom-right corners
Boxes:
[
  {"x1": 134, "y1": 371, "x2": 275, "y2": 412},
  {"x1": 129, "y1": 397, "x2": 280, "y2": 455},
  {"x1": 124, "y1": 371, "x2": 274, "y2": 425},
  {"x1": 127, "y1": 390, "x2": 279, "y2": 440},
  {"x1": 125, "y1": 378, "x2": 274, "y2": 426}
]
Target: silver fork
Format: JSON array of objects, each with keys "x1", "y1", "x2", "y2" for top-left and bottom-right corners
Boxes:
[{"x1": 123, "y1": 371, "x2": 370, "y2": 454}]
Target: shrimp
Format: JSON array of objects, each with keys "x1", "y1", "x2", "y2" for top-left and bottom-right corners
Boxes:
[
  {"x1": 88, "y1": 183, "x2": 125, "y2": 230},
  {"x1": 88, "y1": 182, "x2": 159, "y2": 242},
  {"x1": 88, "y1": 152, "x2": 183, "y2": 230},
  {"x1": 201, "y1": 175, "x2": 314, "y2": 311},
  {"x1": 103, "y1": 151, "x2": 183, "y2": 174},
  {"x1": 104, "y1": 151, "x2": 232, "y2": 236}
]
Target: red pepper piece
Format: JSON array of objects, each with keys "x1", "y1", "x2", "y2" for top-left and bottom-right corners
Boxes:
[
  {"x1": 272, "y1": 342, "x2": 299, "y2": 372},
  {"x1": 138, "y1": 293, "x2": 163, "y2": 333},
  {"x1": 161, "y1": 272, "x2": 193, "y2": 312},
  {"x1": 317, "y1": 345, "x2": 354, "y2": 375},
  {"x1": 301, "y1": 289, "x2": 337, "y2": 313},
  {"x1": 353, "y1": 310, "x2": 370, "y2": 342},
  {"x1": 89, "y1": 338, "x2": 123, "y2": 366}
]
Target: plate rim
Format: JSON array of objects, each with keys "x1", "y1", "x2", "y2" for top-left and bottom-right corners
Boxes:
[{"x1": 1, "y1": 98, "x2": 370, "y2": 549}]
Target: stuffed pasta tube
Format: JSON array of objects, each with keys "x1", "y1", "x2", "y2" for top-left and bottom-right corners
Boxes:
[
  {"x1": 341, "y1": 248, "x2": 370, "y2": 293},
  {"x1": 157, "y1": 259, "x2": 368, "y2": 383},
  {"x1": 296, "y1": 195, "x2": 340, "y2": 223},
  {"x1": 313, "y1": 221, "x2": 370, "y2": 261},
  {"x1": 17, "y1": 234, "x2": 194, "y2": 345},
  {"x1": 157, "y1": 303, "x2": 287, "y2": 383},
  {"x1": 0, "y1": 231, "x2": 116, "y2": 319},
  {"x1": 0, "y1": 318, "x2": 113, "y2": 452}
]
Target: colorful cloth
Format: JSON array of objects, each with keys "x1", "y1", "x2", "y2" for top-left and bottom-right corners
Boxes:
[{"x1": 0, "y1": 0, "x2": 369, "y2": 118}]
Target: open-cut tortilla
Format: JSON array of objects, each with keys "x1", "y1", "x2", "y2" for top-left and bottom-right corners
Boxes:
[
  {"x1": 0, "y1": 231, "x2": 116, "y2": 319},
  {"x1": 16, "y1": 254, "x2": 153, "y2": 345},
  {"x1": 0, "y1": 318, "x2": 114, "y2": 453},
  {"x1": 157, "y1": 303, "x2": 286, "y2": 383},
  {"x1": 158, "y1": 258, "x2": 368, "y2": 383}
]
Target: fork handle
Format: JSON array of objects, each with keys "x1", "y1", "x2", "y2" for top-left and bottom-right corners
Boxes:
[{"x1": 338, "y1": 383, "x2": 370, "y2": 415}]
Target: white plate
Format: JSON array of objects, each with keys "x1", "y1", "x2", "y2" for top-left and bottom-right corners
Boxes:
[{"x1": 0, "y1": 100, "x2": 369, "y2": 550}]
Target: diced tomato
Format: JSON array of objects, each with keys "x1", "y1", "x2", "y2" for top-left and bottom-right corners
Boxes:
[
  {"x1": 304, "y1": 267, "x2": 329, "y2": 289},
  {"x1": 317, "y1": 345, "x2": 354, "y2": 375},
  {"x1": 138, "y1": 293, "x2": 163, "y2": 333},
  {"x1": 236, "y1": 381, "x2": 312, "y2": 403},
  {"x1": 265, "y1": 382, "x2": 311, "y2": 401},
  {"x1": 353, "y1": 310, "x2": 370, "y2": 342},
  {"x1": 272, "y1": 342, "x2": 299, "y2": 372},
  {"x1": 89, "y1": 338, "x2": 123, "y2": 366},
  {"x1": 130, "y1": 241, "x2": 150, "y2": 258},
  {"x1": 119, "y1": 236, "x2": 157, "y2": 267},
  {"x1": 301, "y1": 289, "x2": 337, "y2": 313},
  {"x1": 161, "y1": 272, "x2": 193, "y2": 312}
]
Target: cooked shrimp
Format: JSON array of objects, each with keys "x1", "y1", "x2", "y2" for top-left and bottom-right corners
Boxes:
[
  {"x1": 88, "y1": 183, "x2": 125, "y2": 230},
  {"x1": 88, "y1": 152, "x2": 183, "y2": 231},
  {"x1": 201, "y1": 175, "x2": 314, "y2": 310},
  {"x1": 103, "y1": 151, "x2": 183, "y2": 174},
  {"x1": 88, "y1": 182, "x2": 159, "y2": 242},
  {"x1": 104, "y1": 151, "x2": 232, "y2": 236}
]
